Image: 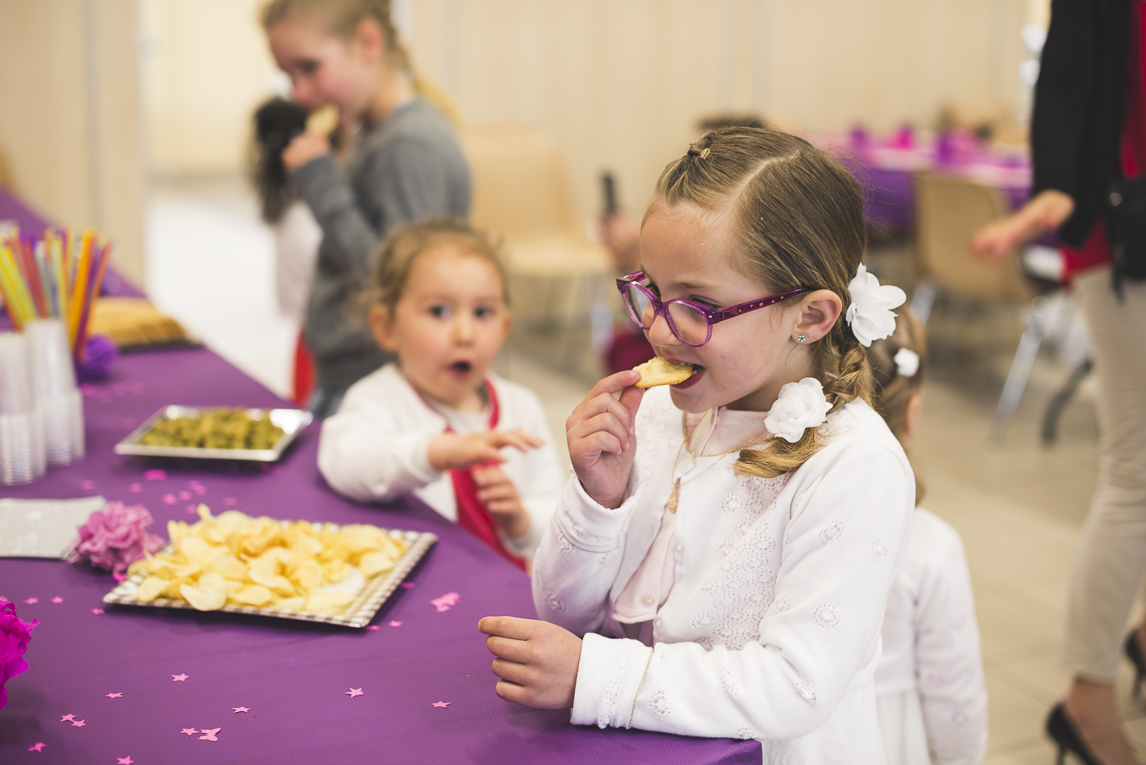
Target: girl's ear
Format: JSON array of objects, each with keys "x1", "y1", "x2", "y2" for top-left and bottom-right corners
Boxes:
[
  {"x1": 902, "y1": 391, "x2": 924, "y2": 445},
  {"x1": 793, "y1": 289, "x2": 843, "y2": 344},
  {"x1": 369, "y1": 305, "x2": 398, "y2": 351},
  {"x1": 353, "y1": 17, "x2": 385, "y2": 61}
]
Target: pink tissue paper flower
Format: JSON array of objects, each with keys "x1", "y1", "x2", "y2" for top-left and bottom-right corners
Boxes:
[
  {"x1": 0, "y1": 601, "x2": 38, "y2": 710},
  {"x1": 67, "y1": 502, "x2": 165, "y2": 580}
]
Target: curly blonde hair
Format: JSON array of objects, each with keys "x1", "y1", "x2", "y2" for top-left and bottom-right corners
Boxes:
[
  {"x1": 650, "y1": 127, "x2": 872, "y2": 478},
  {"x1": 370, "y1": 218, "x2": 508, "y2": 316}
]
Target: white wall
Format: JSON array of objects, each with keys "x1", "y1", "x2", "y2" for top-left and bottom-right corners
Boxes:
[
  {"x1": 137, "y1": 0, "x2": 1050, "y2": 219},
  {"x1": 0, "y1": 0, "x2": 146, "y2": 285},
  {"x1": 139, "y1": 0, "x2": 280, "y2": 177}
]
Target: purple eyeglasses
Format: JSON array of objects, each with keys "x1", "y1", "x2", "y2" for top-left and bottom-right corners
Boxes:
[{"x1": 616, "y1": 271, "x2": 811, "y2": 347}]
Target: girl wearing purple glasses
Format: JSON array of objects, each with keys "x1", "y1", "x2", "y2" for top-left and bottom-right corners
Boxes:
[{"x1": 480, "y1": 127, "x2": 916, "y2": 761}]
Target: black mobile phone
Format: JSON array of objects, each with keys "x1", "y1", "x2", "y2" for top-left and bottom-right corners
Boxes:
[{"x1": 601, "y1": 172, "x2": 617, "y2": 216}]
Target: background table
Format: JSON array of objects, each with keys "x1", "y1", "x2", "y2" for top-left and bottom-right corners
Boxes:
[
  {"x1": 813, "y1": 128, "x2": 1034, "y2": 233},
  {"x1": 0, "y1": 192, "x2": 760, "y2": 764}
]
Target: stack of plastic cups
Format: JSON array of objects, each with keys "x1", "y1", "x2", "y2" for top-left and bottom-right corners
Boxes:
[
  {"x1": 0, "y1": 332, "x2": 47, "y2": 485},
  {"x1": 26, "y1": 319, "x2": 84, "y2": 467}
]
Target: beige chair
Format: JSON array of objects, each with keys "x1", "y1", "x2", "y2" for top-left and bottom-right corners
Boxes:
[
  {"x1": 912, "y1": 171, "x2": 1060, "y2": 440},
  {"x1": 460, "y1": 125, "x2": 609, "y2": 276},
  {"x1": 459, "y1": 126, "x2": 612, "y2": 367}
]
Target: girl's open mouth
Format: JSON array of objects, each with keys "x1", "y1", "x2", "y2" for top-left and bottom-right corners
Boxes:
[
  {"x1": 672, "y1": 365, "x2": 704, "y2": 389},
  {"x1": 448, "y1": 360, "x2": 473, "y2": 375}
]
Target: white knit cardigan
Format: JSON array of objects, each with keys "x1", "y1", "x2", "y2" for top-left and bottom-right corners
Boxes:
[{"x1": 532, "y1": 387, "x2": 914, "y2": 763}]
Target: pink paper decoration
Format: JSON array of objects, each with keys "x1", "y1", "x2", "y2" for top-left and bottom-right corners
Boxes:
[
  {"x1": 67, "y1": 502, "x2": 165, "y2": 579},
  {"x1": 430, "y1": 592, "x2": 460, "y2": 613},
  {"x1": 0, "y1": 602, "x2": 38, "y2": 710}
]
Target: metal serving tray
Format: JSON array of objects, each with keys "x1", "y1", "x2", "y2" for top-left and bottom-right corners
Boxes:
[
  {"x1": 114, "y1": 406, "x2": 313, "y2": 462},
  {"x1": 101, "y1": 526, "x2": 437, "y2": 629}
]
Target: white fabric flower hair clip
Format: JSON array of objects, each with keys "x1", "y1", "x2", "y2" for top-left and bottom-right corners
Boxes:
[
  {"x1": 893, "y1": 348, "x2": 920, "y2": 378},
  {"x1": 846, "y1": 264, "x2": 907, "y2": 347},
  {"x1": 765, "y1": 377, "x2": 832, "y2": 444}
]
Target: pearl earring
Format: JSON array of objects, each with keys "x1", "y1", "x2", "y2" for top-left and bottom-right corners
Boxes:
[{"x1": 797, "y1": 334, "x2": 806, "y2": 343}]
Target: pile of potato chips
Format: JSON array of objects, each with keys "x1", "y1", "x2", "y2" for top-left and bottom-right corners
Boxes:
[{"x1": 127, "y1": 505, "x2": 409, "y2": 614}]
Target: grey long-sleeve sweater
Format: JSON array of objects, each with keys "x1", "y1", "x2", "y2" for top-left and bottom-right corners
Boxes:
[{"x1": 292, "y1": 99, "x2": 471, "y2": 389}]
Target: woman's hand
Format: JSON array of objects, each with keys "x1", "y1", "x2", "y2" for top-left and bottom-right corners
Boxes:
[
  {"x1": 971, "y1": 189, "x2": 1075, "y2": 262},
  {"x1": 473, "y1": 465, "x2": 530, "y2": 540},
  {"x1": 478, "y1": 616, "x2": 582, "y2": 709},
  {"x1": 566, "y1": 369, "x2": 644, "y2": 509},
  {"x1": 428, "y1": 431, "x2": 543, "y2": 472},
  {"x1": 281, "y1": 131, "x2": 331, "y2": 171}
]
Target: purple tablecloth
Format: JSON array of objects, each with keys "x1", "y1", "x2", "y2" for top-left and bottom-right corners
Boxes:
[{"x1": 0, "y1": 192, "x2": 760, "y2": 764}]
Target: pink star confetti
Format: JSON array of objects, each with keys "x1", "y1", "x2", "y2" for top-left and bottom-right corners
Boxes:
[
  {"x1": 122, "y1": 419, "x2": 136, "y2": 430},
  {"x1": 181, "y1": 728, "x2": 198, "y2": 736},
  {"x1": 71, "y1": 719, "x2": 86, "y2": 727},
  {"x1": 232, "y1": 707, "x2": 249, "y2": 714},
  {"x1": 388, "y1": 620, "x2": 403, "y2": 627},
  {"x1": 400, "y1": 582, "x2": 415, "y2": 589},
  {"x1": 50, "y1": 596, "x2": 64, "y2": 604},
  {"x1": 23, "y1": 597, "x2": 38, "y2": 605},
  {"x1": 186, "y1": 505, "x2": 198, "y2": 515},
  {"x1": 81, "y1": 480, "x2": 95, "y2": 490},
  {"x1": 345, "y1": 688, "x2": 364, "y2": 698},
  {"x1": 28, "y1": 742, "x2": 45, "y2": 752},
  {"x1": 91, "y1": 608, "x2": 104, "y2": 615},
  {"x1": 223, "y1": 497, "x2": 238, "y2": 506},
  {"x1": 128, "y1": 483, "x2": 142, "y2": 493},
  {"x1": 198, "y1": 728, "x2": 221, "y2": 741},
  {"x1": 60, "y1": 714, "x2": 76, "y2": 723},
  {"x1": 190, "y1": 483, "x2": 206, "y2": 495},
  {"x1": 432, "y1": 701, "x2": 451, "y2": 708},
  {"x1": 117, "y1": 757, "x2": 134, "y2": 764},
  {"x1": 365, "y1": 625, "x2": 380, "y2": 631},
  {"x1": 106, "y1": 693, "x2": 122, "y2": 699},
  {"x1": 172, "y1": 673, "x2": 188, "y2": 682},
  {"x1": 178, "y1": 491, "x2": 192, "y2": 501},
  {"x1": 163, "y1": 494, "x2": 177, "y2": 505},
  {"x1": 144, "y1": 469, "x2": 167, "y2": 481},
  {"x1": 430, "y1": 592, "x2": 461, "y2": 612}
]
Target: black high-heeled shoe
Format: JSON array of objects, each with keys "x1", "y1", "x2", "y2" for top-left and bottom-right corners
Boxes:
[
  {"x1": 1046, "y1": 703, "x2": 1104, "y2": 765},
  {"x1": 1124, "y1": 631, "x2": 1146, "y2": 699}
]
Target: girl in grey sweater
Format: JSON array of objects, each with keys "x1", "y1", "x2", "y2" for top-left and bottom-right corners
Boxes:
[{"x1": 263, "y1": 0, "x2": 471, "y2": 417}]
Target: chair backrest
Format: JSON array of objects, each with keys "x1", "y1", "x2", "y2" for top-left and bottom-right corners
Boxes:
[
  {"x1": 459, "y1": 126, "x2": 581, "y2": 241},
  {"x1": 913, "y1": 171, "x2": 1034, "y2": 301}
]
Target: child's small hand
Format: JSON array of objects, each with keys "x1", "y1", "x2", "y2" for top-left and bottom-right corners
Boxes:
[
  {"x1": 428, "y1": 430, "x2": 543, "y2": 472},
  {"x1": 281, "y1": 131, "x2": 331, "y2": 171},
  {"x1": 473, "y1": 465, "x2": 530, "y2": 540},
  {"x1": 478, "y1": 616, "x2": 582, "y2": 709},
  {"x1": 567, "y1": 369, "x2": 644, "y2": 509}
]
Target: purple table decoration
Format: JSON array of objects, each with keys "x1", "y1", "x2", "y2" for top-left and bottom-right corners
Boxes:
[
  {"x1": 812, "y1": 128, "x2": 1035, "y2": 235},
  {"x1": 0, "y1": 191, "x2": 760, "y2": 763}
]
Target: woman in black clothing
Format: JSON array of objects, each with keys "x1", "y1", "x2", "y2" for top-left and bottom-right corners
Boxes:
[{"x1": 975, "y1": 2, "x2": 1146, "y2": 763}]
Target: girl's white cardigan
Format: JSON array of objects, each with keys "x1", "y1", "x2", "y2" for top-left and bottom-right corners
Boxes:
[
  {"x1": 318, "y1": 364, "x2": 563, "y2": 556},
  {"x1": 532, "y1": 387, "x2": 914, "y2": 763}
]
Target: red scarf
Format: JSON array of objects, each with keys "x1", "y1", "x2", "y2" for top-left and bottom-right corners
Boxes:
[{"x1": 429, "y1": 381, "x2": 527, "y2": 572}]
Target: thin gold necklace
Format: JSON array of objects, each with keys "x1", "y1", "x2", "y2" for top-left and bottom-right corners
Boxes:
[{"x1": 667, "y1": 411, "x2": 771, "y2": 513}]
